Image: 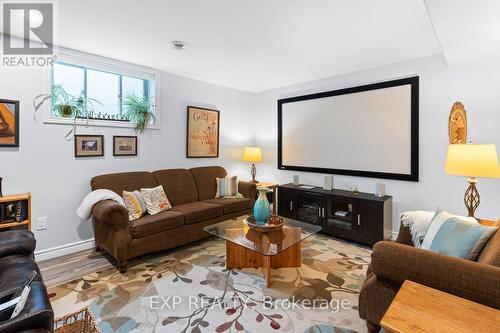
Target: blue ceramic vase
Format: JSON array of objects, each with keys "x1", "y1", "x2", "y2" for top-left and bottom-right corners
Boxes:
[{"x1": 253, "y1": 187, "x2": 271, "y2": 225}]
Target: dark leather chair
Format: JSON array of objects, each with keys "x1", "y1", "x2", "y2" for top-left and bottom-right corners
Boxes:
[{"x1": 0, "y1": 230, "x2": 53, "y2": 333}]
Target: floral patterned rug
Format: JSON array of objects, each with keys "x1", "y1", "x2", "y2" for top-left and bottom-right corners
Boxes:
[{"x1": 49, "y1": 234, "x2": 371, "y2": 333}]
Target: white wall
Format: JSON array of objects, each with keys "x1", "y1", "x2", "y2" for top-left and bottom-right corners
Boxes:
[
  {"x1": 3, "y1": 53, "x2": 500, "y2": 257},
  {"x1": 0, "y1": 65, "x2": 255, "y2": 254},
  {"x1": 253, "y1": 54, "x2": 500, "y2": 230}
]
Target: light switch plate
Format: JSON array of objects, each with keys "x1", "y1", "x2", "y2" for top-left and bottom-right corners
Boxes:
[{"x1": 37, "y1": 217, "x2": 47, "y2": 230}]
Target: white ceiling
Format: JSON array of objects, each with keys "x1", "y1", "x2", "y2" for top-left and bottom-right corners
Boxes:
[
  {"x1": 51, "y1": 0, "x2": 441, "y2": 92},
  {"x1": 6, "y1": 1, "x2": 499, "y2": 92},
  {"x1": 425, "y1": 0, "x2": 500, "y2": 67}
]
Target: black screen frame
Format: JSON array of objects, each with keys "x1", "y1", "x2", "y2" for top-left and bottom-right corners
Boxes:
[{"x1": 277, "y1": 76, "x2": 419, "y2": 182}]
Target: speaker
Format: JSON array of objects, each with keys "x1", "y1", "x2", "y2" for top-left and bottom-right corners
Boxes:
[
  {"x1": 375, "y1": 183, "x2": 386, "y2": 197},
  {"x1": 323, "y1": 175, "x2": 333, "y2": 190}
]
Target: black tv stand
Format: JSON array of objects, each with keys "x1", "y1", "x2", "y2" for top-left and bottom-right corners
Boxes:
[{"x1": 277, "y1": 184, "x2": 392, "y2": 246}]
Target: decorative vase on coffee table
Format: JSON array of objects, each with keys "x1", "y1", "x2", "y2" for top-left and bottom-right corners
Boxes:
[{"x1": 253, "y1": 187, "x2": 270, "y2": 226}]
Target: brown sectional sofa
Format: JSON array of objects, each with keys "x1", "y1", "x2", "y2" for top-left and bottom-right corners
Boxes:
[
  {"x1": 90, "y1": 166, "x2": 256, "y2": 272},
  {"x1": 358, "y1": 220, "x2": 500, "y2": 332}
]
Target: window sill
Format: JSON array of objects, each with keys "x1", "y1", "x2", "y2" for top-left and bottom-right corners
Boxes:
[{"x1": 43, "y1": 117, "x2": 160, "y2": 130}]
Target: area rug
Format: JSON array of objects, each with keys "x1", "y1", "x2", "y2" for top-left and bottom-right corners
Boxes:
[{"x1": 48, "y1": 234, "x2": 371, "y2": 333}]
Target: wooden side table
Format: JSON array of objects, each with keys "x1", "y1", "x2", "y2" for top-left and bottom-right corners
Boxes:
[
  {"x1": 253, "y1": 182, "x2": 279, "y2": 214},
  {"x1": 381, "y1": 280, "x2": 500, "y2": 333},
  {"x1": 0, "y1": 193, "x2": 31, "y2": 231}
]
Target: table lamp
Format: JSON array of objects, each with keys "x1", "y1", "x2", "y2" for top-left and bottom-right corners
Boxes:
[
  {"x1": 243, "y1": 146, "x2": 262, "y2": 183},
  {"x1": 445, "y1": 144, "x2": 500, "y2": 218}
]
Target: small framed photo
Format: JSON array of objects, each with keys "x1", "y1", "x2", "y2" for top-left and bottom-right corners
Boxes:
[
  {"x1": 186, "y1": 106, "x2": 220, "y2": 158},
  {"x1": 74, "y1": 135, "x2": 104, "y2": 157},
  {"x1": 0, "y1": 99, "x2": 20, "y2": 147},
  {"x1": 113, "y1": 136, "x2": 137, "y2": 156}
]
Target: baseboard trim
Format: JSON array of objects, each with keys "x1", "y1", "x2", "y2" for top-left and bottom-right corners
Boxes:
[{"x1": 35, "y1": 238, "x2": 95, "y2": 262}]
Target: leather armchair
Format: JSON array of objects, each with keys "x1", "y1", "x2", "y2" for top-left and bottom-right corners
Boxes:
[
  {"x1": 0, "y1": 230, "x2": 36, "y2": 258},
  {"x1": 0, "y1": 230, "x2": 54, "y2": 333}
]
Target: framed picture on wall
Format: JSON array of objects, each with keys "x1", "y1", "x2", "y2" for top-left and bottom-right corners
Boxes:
[
  {"x1": 113, "y1": 136, "x2": 137, "y2": 156},
  {"x1": 0, "y1": 99, "x2": 20, "y2": 147},
  {"x1": 186, "y1": 106, "x2": 220, "y2": 158},
  {"x1": 74, "y1": 135, "x2": 104, "y2": 157}
]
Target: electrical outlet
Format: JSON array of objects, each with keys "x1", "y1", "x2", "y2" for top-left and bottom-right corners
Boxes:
[{"x1": 37, "y1": 217, "x2": 47, "y2": 230}]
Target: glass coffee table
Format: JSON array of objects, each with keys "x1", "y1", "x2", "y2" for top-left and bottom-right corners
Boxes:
[{"x1": 204, "y1": 216, "x2": 322, "y2": 287}]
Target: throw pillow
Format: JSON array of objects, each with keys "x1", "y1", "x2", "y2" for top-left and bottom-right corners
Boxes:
[
  {"x1": 421, "y1": 209, "x2": 497, "y2": 260},
  {"x1": 215, "y1": 175, "x2": 242, "y2": 198},
  {"x1": 420, "y1": 209, "x2": 477, "y2": 249},
  {"x1": 123, "y1": 190, "x2": 147, "y2": 221},
  {"x1": 140, "y1": 185, "x2": 172, "y2": 215}
]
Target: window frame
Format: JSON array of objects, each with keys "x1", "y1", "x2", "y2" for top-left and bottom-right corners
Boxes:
[{"x1": 43, "y1": 48, "x2": 160, "y2": 129}]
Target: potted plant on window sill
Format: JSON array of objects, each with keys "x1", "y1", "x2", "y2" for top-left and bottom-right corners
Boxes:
[
  {"x1": 33, "y1": 85, "x2": 102, "y2": 140},
  {"x1": 34, "y1": 85, "x2": 101, "y2": 118},
  {"x1": 122, "y1": 93, "x2": 155, "y2": 134}
]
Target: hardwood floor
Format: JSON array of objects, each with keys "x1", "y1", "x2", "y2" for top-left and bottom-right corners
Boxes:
[
  {"x1": 38, "y1": 241, "x2": 207, "y2": 287},
  {"x1": 38, "y1": 248, "x2": 116, "y2": 287}
]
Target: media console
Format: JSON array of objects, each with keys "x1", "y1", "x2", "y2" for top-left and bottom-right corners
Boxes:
[{"x1": 277, "y1": 184, "x2": 392, "y2": 246}]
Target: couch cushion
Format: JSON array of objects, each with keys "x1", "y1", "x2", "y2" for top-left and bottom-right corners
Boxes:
[
  {"x1": 170, "y1": 202, "x2": 223, "y2": 224},
  {"x1": 189, "y1": 166, "x2": 227, "y2": 200},
  {"x1": 0, "y1": 255, "x2": 42, "y2": 293},
  {"x1": 130, "y1": 210, "x2": 184, "y2": 238},
  {"x1": 153, "y1": 169, "x2": 199, "y2": 205},
  {"x1": 91, "y1": 171, "x2": 157, "y2": 195},
  {"x1": 203, "y1": 198, "x2": 252, "y2": 214}
]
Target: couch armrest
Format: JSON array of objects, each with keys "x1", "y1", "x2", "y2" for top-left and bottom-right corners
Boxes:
[
  {"x1": 371, "y1": 241, "x2": 500, "y2": 309},
  {"x1": 0, "y1": 230, "x2": 36, "y2": 258},
  {"x1": 91, "y1": 200, "x2": 129, "y2": 229},
  {"x1": 0, "y1": 282, "x2": 53, "y2": 333},
  {"x1": 238, "y1": 181, "x2": 257, "y2": 202}
]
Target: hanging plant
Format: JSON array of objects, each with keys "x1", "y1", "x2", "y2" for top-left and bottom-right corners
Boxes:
[
  {"x1": 122, "y1": 93, "x2": 155, "y2": 133},
  {"x1": 33, "y1": 85, "x2": 102, "y2": 140}
]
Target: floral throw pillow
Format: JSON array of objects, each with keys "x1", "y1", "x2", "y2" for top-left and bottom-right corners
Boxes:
[{"x1": 140, "y1": 185, "x2": 172, "y2": 215}]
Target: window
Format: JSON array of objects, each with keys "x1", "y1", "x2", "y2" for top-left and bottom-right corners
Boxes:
[
  {"x1": 52, "y1": 62, "x2": 152, "y2": 122},
  {"x1": 46, "y1": 48, "x2": 159, "y2": 129}
]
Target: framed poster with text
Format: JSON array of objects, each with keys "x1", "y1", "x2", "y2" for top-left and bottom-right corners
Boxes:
[{"x1": 187, "y1": 106, "x2": 220, "y2": 158}]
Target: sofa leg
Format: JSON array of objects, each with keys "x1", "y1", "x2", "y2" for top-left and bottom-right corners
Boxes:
[
  {"x1": 95, "y1": 246, "x2": 101, "y2": 252},
  {"x1": 366, "y1": 320, "x2": 380, "y2": 333},
  {"x1": 119, "y1": 260, "x2": 128, "y2": 273}
]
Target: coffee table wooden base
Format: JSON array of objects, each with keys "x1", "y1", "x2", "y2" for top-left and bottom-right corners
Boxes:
[{"x1": 226, "y1": 241, "x2": 301, "y2": 288}]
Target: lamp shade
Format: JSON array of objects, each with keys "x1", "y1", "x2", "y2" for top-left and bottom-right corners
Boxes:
[
  {"x1": 445, "y1": 144, "x2": 500, "y2": 178},
  {"x1": 243, "y1": 147, "x2": 262, "y2": 162}
]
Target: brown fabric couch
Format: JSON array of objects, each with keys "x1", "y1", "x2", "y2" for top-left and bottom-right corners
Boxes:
[
  {"x1": 358, "y1": 220, "x2": 500, "y2": 332},
  {"x1": 90, "y1": 166, "x2": 256, "y2": 272}
]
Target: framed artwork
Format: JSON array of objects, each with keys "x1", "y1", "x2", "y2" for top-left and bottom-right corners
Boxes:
[
  {"x1": 74, "y1": 135, "x2": 104, "y2": 157},
  {"x1": 449, "y1": 101, "x2": 467, "y2": 144},
  {"x1": 186, "y1": 106, "x2": 220, "y2": 158},
  {"x1": 0, "y1": 99, "x2": 20, "y2": 147},
  {"x1": 113, "y1": 136, "x2": 137, "y2": 156}
]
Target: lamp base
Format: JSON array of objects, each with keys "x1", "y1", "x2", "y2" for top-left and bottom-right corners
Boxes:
[
  {"x1": 249, "y1": 179, "x2": 259, "y2": 184},
  {"x1": 464, "y1": 177, "x2": 480, "y2": 218},
  {"x1": 249, "y1": 163, "x2": 258, "y2": 184}
]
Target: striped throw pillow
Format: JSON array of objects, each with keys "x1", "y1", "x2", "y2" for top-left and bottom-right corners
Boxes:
[
  {"x1": 215, "y1": 176, "x2": 240, "y2": 198},
  {"x1": 123, "y1": 190, "x2": 147, "y2": 221}
]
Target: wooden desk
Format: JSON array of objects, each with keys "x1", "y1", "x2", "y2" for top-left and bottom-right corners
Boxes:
[
  {"x1": 381, "y1": 280, "x2": 500, "y2": 333},
  {"x1": 253, "y1": 182, "x2": 279, "y2": 214}
]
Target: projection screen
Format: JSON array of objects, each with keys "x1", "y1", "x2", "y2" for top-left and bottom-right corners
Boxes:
[{"x1": 278, "y1": 77, "x2": 419, "y2": 181}]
